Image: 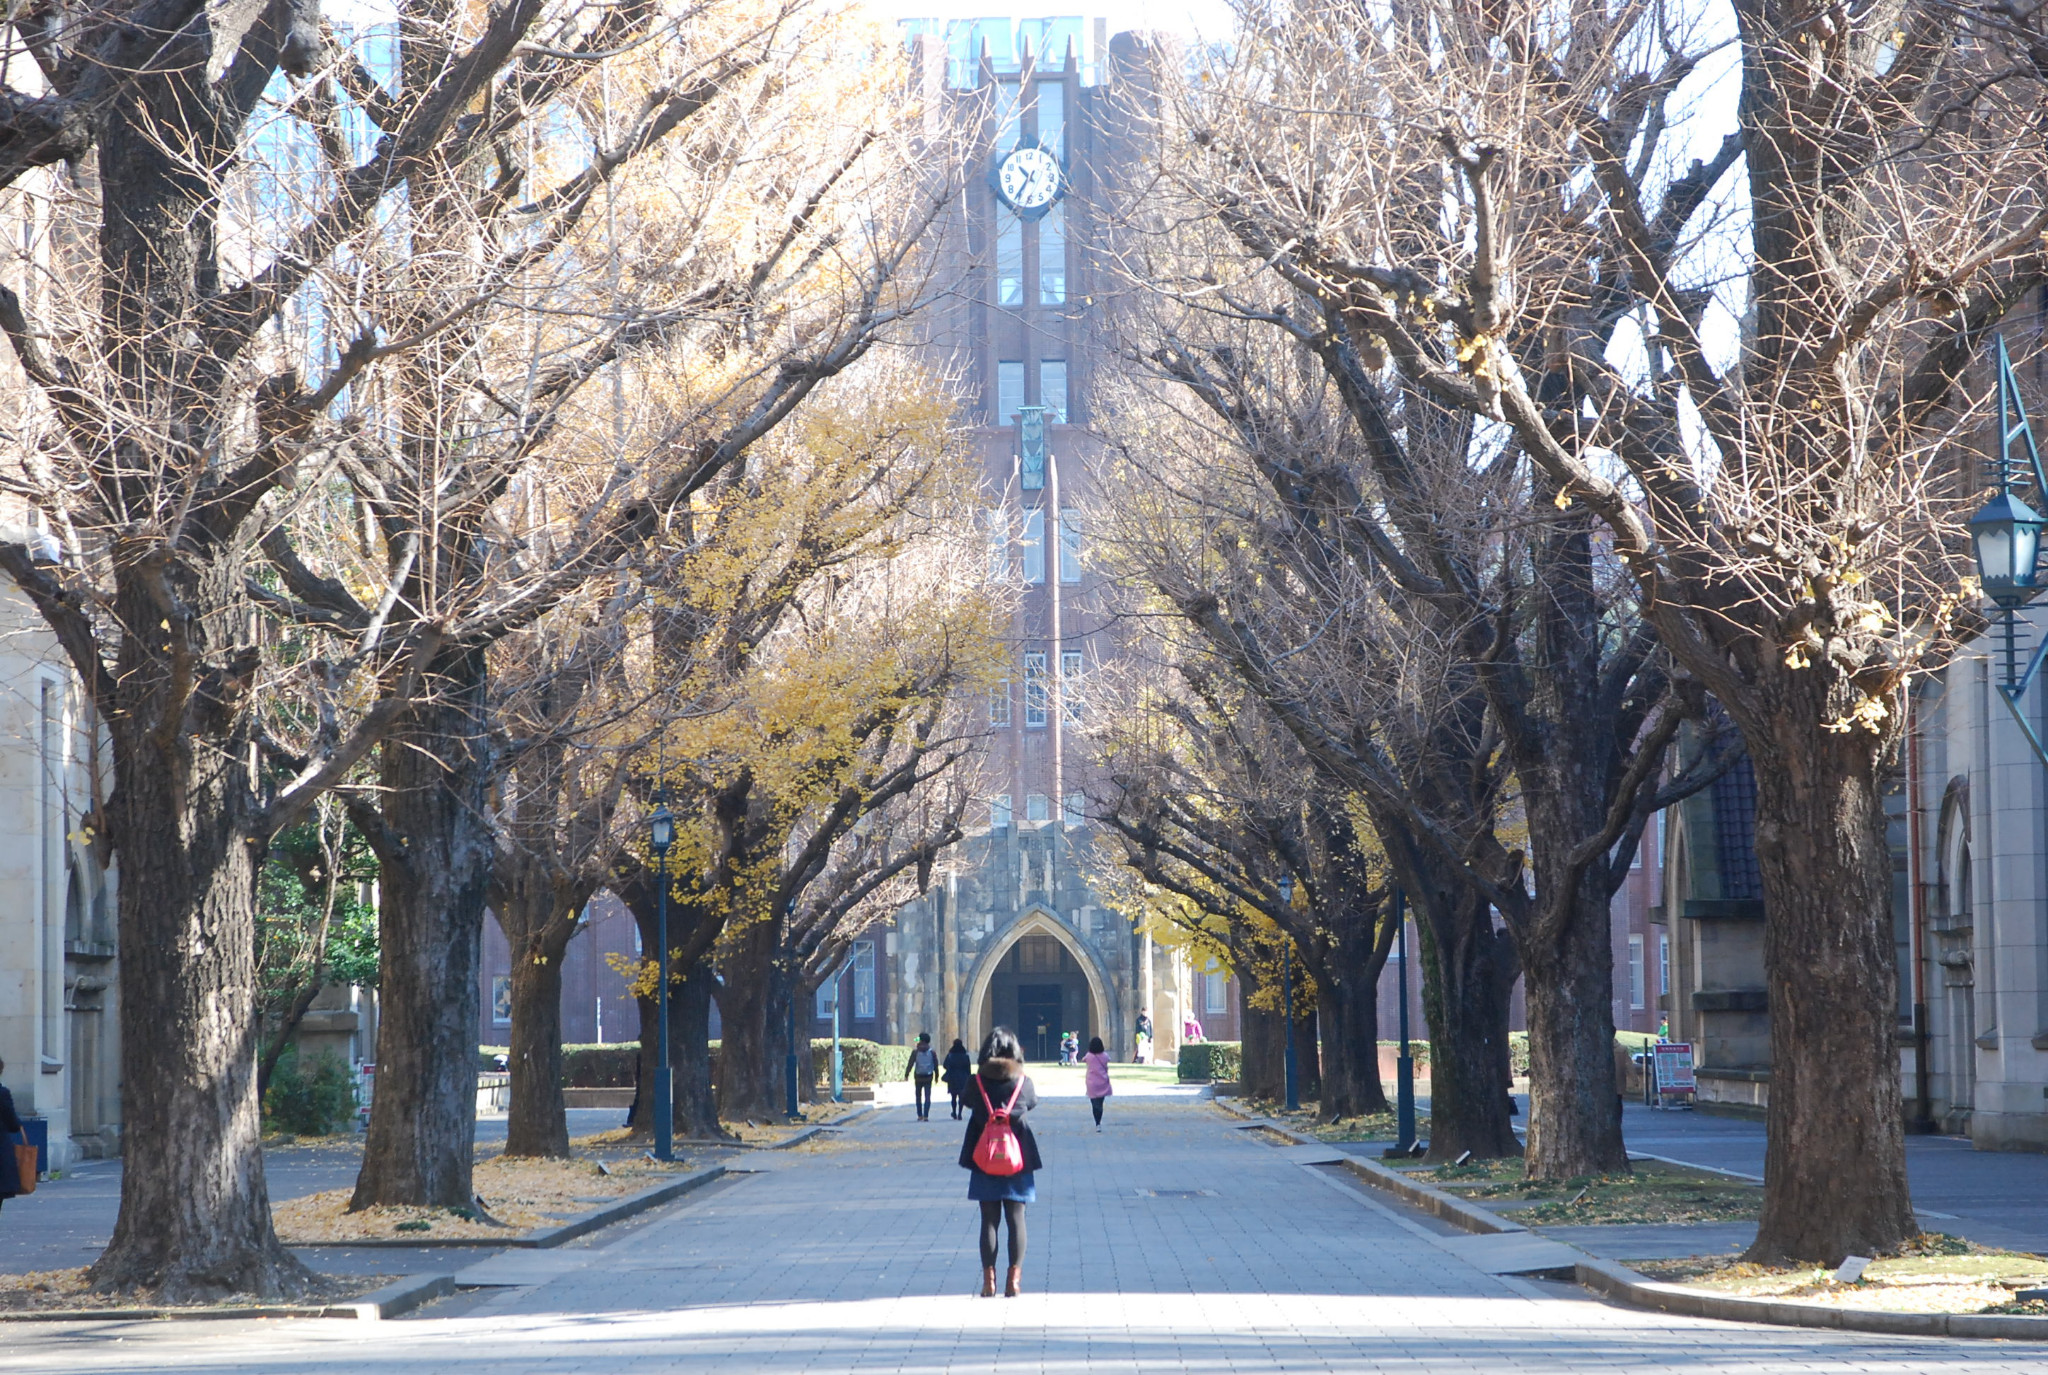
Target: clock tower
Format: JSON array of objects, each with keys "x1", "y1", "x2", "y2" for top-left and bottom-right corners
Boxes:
[{"x1": 806, "y1": 17, "x2": 1211, "y2": 1067}]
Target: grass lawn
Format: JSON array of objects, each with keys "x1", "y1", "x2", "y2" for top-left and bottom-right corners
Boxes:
[{"x1": 1634, "y1": 1234, "x2": 2048, "y2": 1315}]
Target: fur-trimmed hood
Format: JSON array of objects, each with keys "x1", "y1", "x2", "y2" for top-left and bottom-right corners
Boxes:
[{"x1": 977, "y1": 1056, "x2": 1026, "y2": 1081}]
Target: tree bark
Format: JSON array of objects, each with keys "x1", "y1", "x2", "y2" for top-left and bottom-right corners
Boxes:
[
  {"x1": 713, "y1": 915, "x2": 791, "y2": 1121},
  {"x1": 1743, "y1": 709, "x2": 1914, "y2": 1263},
  {"x1": 1312, "y1": 966, "x2": 1388, "y2": 1119},
  {"x1": 1238, "y1": 978, "x2": 1284, "y2": 1102},
  {"x1": 504, "y1": 939, "x2": 571, "y2": 1157},
  {"x1": 1413, "y1": 881, "x2": 1520, "y2": 1161},
  {"x1": 1520, "y1": 872, "x2": 1626, "y2": 1177},
  {"x1": 352, "y1": 651, "x2": 494, "y2": 1210},
  {"x1": 90, "y1": 683, "x2": 311, "y2": 1299}
]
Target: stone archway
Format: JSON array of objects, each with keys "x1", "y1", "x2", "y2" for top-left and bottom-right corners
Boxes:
[{"x1": 963, "y1": 910, "x2": 1114, "y2": 1058}]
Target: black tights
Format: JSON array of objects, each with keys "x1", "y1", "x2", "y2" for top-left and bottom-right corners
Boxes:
[
  {"x1": 1091, "y1": 1096, "x2": 1105, "y2": 1125},
  {"x1": 978, "y1": 1200, "x2": 1026, "y2": 1268}
]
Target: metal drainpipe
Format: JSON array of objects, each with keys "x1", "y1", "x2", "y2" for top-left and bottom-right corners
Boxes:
[{"x1": 1904, "y1": 682, "x2": 1934, "y2": 1132}]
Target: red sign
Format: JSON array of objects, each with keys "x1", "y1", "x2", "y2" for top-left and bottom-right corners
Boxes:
[{"x1": 1652, "y1": 1042, "x2": 1696, "y2": 1093}]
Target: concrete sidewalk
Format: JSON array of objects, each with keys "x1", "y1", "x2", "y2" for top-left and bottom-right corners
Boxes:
[{"x1": 0, "y1": 1108, "x2": 645, "y2": 1278}]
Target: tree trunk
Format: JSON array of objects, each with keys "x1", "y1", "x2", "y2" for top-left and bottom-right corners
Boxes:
[
  {"x1": 352, "y1": 651, "x2": 494, "y2": 1210},
  {"x1": 1744, "y1": 711, "x2": 1914, "y2": 1263},
  {"x1": 1414, "y1": 885, "x2": 1520, "y2": 1161},
  {"x1": 1521, "y1": 871, "x2": 1626, "y2": 1178},
  {"x1": 89, "y1": 702, "x2": 311, "y2": 1300},
  {"x1": 1314, "y1": 969, "x2": 1388, "y2": 1119},
  {"x1": 504, "y1": 942, "x2": 571, "y2": 1157},
  {"x1": 1239, "y1": 977, "x2": 1284, "y2": 1102},
  {"x1": 714, "y1": 917, "x2": 790, "y2": 1121}
]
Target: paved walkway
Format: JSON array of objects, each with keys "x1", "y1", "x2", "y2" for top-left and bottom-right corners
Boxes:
[{"x1": 5, "y1": 1081, "x2": 2048, "y2": 1371}]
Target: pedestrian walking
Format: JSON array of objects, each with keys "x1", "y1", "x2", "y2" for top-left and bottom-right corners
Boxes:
[
  {"x1": 1134, "y1": 1008, "x2": 1153, "y2": 1064},
  {"x1": 961, "y1": 1027, "x2": 1042, "y2": 1298},
  {"x1": 941, "y1": 1037, "x2": 973, "y2": 1119},
  {"x1": 0, "y1": 1058, "x2": 25, "y2": 1211},
  {"x1": 906, "y1": 1033, "x2": 940, "y2": 1121},
  {"x1": 1083, "y1": 1036, "x2": 1112, "y2": 1130}
]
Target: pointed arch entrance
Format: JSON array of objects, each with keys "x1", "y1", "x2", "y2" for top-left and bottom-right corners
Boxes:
[{"x1": 964, "y1": 910, "x2": 1114, "y2": 1062}]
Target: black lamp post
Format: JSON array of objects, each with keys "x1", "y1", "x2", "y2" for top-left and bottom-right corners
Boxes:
[
  {"x1": 1393, "y1": 887, "x2": 1417, "y2": 1155},
  {"x1": 648, "y1": 799, "x2": 675, "y2": 1162},
  {"x1": 1278, "y1": 874, "x2": 1298, "y2": 1113},
  {"x1": 1968, "y1": 334, "x2": 2048, "y2": 765}
]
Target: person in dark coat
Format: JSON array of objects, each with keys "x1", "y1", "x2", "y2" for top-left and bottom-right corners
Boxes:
[
  {"x1": 0, "y1": 1057, "x2": 25, "y2": 1208},
  {"x1": 960, "y1": 1027, "x2": 1042, "y2": 1297},
  {"x1": 940, "y1": 1038, "x2": 974, "y2": 1120}
]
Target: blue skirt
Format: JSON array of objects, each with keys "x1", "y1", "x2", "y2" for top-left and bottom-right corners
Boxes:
[{"x1": 967, "y1": 1168, "x2": 1036, "y2": 1203}]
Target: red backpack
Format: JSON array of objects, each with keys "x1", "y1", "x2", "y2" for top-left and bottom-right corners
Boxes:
[{"x1": 972, "y1": 1078, "x2": 1027, "y2": 1176}]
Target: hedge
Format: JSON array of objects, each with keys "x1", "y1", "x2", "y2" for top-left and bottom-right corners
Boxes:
[
  {"x1": 1177, "y1": 1041, "x2": 1241, "y2": 1083},
  {"x1": 809, "y1": 1038, "x2": 888, "y2": 1087}
]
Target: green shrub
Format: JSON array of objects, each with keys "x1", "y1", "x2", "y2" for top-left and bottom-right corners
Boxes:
[
  {"x1": 264, "y1": 1047, "x2": 358, "y2": 1135},
  {"x1": 1178, "y1": 1041, "x2": 1242, "y2": 1083},
  {"x1": 562, "y1": 1042, "x2": 640, "y2": 1087},
  {"x1": 809, "y1": 1038, "x2": 884, "y2": 1086}
]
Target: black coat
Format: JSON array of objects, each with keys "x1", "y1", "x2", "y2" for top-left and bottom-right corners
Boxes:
[
  {"x1": 0, "y1": 1084, "x2": 23, "y2": 1199},
  {"x1": 958, "y1": 1063, "x2": 1043, "y2": 1174},
  {"x1": 941, "y1": 1047, "x2": 973, "y2": 1089}
]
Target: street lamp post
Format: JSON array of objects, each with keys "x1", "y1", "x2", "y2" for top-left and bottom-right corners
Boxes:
[
  {"x1": 648, "y1": 799, "x2": 675, "y2": 1162},
  {"x1": 829, "y1": 962, "x2": 847, "y2": 1104},
  {"x1": 1278, "y1": 874, "x2": 1298, "y2": 1113},
  {"x1": 1394, "y1": 886, "x2": 1417, "y2": 1155},
  {"x1": 1969, "y1": 334, "x2": 2048, "y2": 764},
  {"x1": 785, "y1": 979, "x2": 802, "y2": 1121}
]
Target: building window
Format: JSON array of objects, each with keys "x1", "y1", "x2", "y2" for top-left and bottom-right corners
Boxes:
[
  {"x1": 815, "y1": 978, "x2": 838, "y2": 1018},
  {"x1": 989, "y1": 678, "x2": 1012, "y2": 727},
  {"x1": 491, "y1": 976, "x2": 512, "y2": 1024},
  {"x1": 1025, "y1": 793, "x2": 1050, "y2": 821},
  {"x1": 1658, "y1": 931, "x2": 1670, "y2": 999},
  {"x1": 1628, "y1": 934, "x2": 1646, "y2": 1010},
  {"x1": 997, "y1": 360, "x2": 1025, "y2": 425},
  {"x1": 1041, "y1": 359, "x2": 1068, "y2": 422},
  {"x1": 1020, "y1": 508, "x2": 1045, "y2": 583},
  {"x1": 1038, "y1": 203, "x2": 1066, "y2": 304},
  {"x1": 1061, "y1": 649, "x2": 1083, "y2": 723},
  {"x1": 1036, "y1": 81, "x2": 1064, "y2": 157},
  {"x1": 997, "y1": 211, "x2": 1024, "y2": 306},
  {"x1": 1058, "y1": 512, "x2": 1081, "y2": 583},
  {"x1": 1064, "y1": 791, "x2": 1086, "y2": 828},
  {"x1": 985, "y1": 507, "x2": 1009, "y2": 581},
  {"x1": 1024, "y1": 651, "x2": 1049, "y2": 727},
  {"x1": 1204, "y1": 965, "x2": 1228, "y2": 1014},
  {"x1": 991, "y1": 794, "x2": 1013, "y2": 830},
  {"x1": 852, "y1": 940, "x2": 876, "y2": 1018},
  {"x1": 994, "y1": 80, "x2": 1021, "y2": 154}
]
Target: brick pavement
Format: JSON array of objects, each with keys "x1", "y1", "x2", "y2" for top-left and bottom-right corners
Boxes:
[{"x1": 3, "y1": 1084, "x2": 2048, "y2": 1372}]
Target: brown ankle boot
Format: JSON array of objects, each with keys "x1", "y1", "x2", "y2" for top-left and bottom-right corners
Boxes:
[
  {"x1": 1005, "y1": 1265, "x2": 1022, "y2": 1297},
  {"x1": 980, "y1": 1266, "x2": 997, "y2": 1297}
]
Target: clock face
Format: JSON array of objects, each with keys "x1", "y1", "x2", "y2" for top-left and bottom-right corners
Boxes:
[{"x1": 996, "y1": 145, "x2": 1063, "y2": 213}]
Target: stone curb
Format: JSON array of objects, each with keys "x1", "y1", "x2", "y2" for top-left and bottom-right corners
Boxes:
[
  {"x1": 1211, "y1": 1097, "x2": 1518, "y2": 1238},
  {"x1": 1574, "y1": 1255, "x2": 2048, "y2": 1341},
  {"x1": 287, "y1": 1163, "x2": 727, "y2": 1250},
  {"x1": 767, "y1": 1102, "x2": 876, "y2": 1150},
  {"x1": 0, "y1": 1272, "x2": 457, "y2": 1324},
  {"x1": 1216, "y1": 1096, "x2": 2048, "y2": 1339}
]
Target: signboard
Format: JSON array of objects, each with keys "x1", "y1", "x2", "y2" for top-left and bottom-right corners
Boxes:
[{"x1": 1651, "y1": 1042, "x2": 1696, "y2": 1096}]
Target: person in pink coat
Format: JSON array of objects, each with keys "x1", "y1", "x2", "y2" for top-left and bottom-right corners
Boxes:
[{"x1": 1083, "y1": 1036, "x2": 1112, "y2": 1131}]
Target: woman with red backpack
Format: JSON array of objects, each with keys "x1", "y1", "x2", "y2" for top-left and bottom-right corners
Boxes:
[{"x1": 960, "y1": 1027, "x2": 1042, "y2": 1297}]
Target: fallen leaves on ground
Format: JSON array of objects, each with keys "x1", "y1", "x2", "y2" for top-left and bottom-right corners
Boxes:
[
  {"x1": 1632, "y1": 1238, "x2": 2048, "y2": 1315},
  {"x1": 273, "y1": 1151, "x2": 694, "y2": 1242},
  {"x1": 1416, "y1": 1159, "x2": 1762, "y2": 1226},
  {"x1": 0, "y1": 1268, "x2": 393, "y2": 1313}
]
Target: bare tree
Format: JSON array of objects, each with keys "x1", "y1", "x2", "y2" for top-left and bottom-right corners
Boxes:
[{"x1": 1151, "y1": 0, "x2": 2046, "y2": 1256}]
